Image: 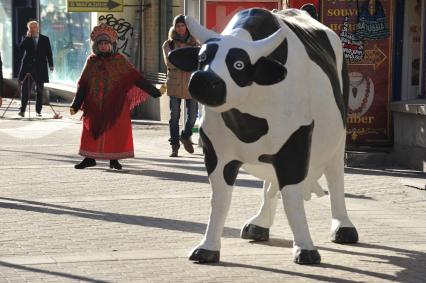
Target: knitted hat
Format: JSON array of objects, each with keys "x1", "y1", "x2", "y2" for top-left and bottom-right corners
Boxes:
[
  {"x1": 90, "y1": 23, "x2": 118, "y2": 43},
  {"x1": 173, "y1": 14, "x2": 186, "y2": 27}
]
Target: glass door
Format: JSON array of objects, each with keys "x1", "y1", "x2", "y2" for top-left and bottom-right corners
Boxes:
[{"x1": 401, "y1": 0, "x2": 424, "y2": 100}]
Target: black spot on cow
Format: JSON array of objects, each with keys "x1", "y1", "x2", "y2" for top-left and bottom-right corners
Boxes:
[
  {"x1": 199, "y1": 44, "x2": 219, "y2": 70},
  {"x1": 199, "y1": 128, "x2": 218, "y2": 176},
  {"x1": 221, "y1": 108, "x2": 269, "y2": 143},
  {"x1": 223, "y1": 160, "x2": 243, "y2": 186},
  {"x1": 230, "y1": 8, "x2": 288, "y2": 66},
  {"x1": 225, "y1": 49, "x2": 253, "y2": 87},
  {"x1": 225, "y1": 48, "x2": 287, "y2": 87},
  {"x1": 275, "y1": 10, "x2": 346, "y2": 127},
  {"x1": 258, "y1": 122, "x2": 314, "y2": 189}
]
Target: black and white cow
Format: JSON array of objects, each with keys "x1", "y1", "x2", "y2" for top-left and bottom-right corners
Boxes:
[{"x1": 169, "y1": 8, "x2": 358, "y2": 265}]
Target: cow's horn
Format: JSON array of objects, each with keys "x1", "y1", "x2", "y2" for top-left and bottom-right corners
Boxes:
[
  {"x1": 251, "y1": 28, "x2": 286, "y2": 62},
  {"x1": 185, "y1": 16, "x2": 220, "y2": 43}
]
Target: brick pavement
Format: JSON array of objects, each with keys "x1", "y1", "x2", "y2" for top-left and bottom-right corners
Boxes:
[{"x1": 0, "y1": 103, "x2": 425, "y2": 282}]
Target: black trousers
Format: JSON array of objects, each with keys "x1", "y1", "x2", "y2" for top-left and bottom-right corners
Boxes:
[{"x1": 20, "y1": 74, "x2": 44, "y2": 114}]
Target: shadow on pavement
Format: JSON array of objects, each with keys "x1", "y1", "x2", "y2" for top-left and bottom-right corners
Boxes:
[
  {"x1": 249, "y1": 239, "x2": 426, "y2": 282},
  {"x1": 0, "y1": 197, "x2": 241, "y2": 238},
  {"x1": 217, "y1": 261, "x2": 359, "y2": 283},
  {"x1": 346, "y1": 166, "x2": 426, "y2": 179},
  {"x1": 104, "y1": 168, "x2": 264, "y2": 189},
  {"x1": 0, "y1": 261, "x2": 110, "y2": 283}
]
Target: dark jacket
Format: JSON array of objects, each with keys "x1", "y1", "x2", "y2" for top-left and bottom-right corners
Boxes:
[
  {"x1": 18, "y1": 34, "x2": 53, "y2": 82},
  {"x1": 0, "y1": 52, "x2": 3, "y2": 97}
]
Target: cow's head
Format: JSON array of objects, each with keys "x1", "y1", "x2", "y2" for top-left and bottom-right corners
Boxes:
[{"x1": 168, "y1": 16, "x2": 287, "y2": 112}]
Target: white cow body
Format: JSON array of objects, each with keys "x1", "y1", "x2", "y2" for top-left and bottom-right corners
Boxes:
[{"x1": 168, "y1": 8, "x2": 358, "y2": 264}]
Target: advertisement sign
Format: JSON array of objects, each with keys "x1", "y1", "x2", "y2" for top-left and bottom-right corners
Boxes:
[
  {"x1": 205, "y1": 1, "x2": 280, "y2": 32},
  {"x1": 321, "y1": 0, "x2": 393, "y2": 145}
]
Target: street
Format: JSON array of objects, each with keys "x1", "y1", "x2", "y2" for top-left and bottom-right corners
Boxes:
[{"x1": 0, "y1": 102, "x2": 425, "y2": 283}]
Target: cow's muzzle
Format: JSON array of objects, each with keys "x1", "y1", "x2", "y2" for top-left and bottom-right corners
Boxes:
[{"x1": 189, "y1": 71, "x2": 226, "y2": 107}]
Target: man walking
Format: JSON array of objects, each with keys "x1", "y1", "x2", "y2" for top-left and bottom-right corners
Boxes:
[
  {"x1": 162, "y1": 15, "x2": 199, "y2": 157},
  {"x1": 0, "y1": 52, "x2": 4, "y2": 107},
  {"x1": 18, "y1": 20, "x2": 54, "y2": 117}
]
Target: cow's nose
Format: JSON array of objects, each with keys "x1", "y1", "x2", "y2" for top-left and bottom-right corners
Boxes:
[{"x1": 189, "y1": 71, "x2": 226, "y2": 107}]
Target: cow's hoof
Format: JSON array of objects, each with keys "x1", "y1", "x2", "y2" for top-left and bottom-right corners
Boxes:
[
  {"x1": 241, "y1": 224, "x2": 269, "y2": 241},
  {"x1": 331, "y1": 227, "x2": 359, "y2": 244},
  {"x1": 189, "y1": 248, "x2": 220, "y2": 263},
  {"x1": 294, "y1": 249, "x2": 321, "y2": 265}
]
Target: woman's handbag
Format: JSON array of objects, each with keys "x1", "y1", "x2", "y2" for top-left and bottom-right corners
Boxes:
[
  {"x1": 356, "y1": 0, "x2": 389, "y2": 40},
  {"x1": 340, "y1": 16, "x2": 364, "y2": 62}
]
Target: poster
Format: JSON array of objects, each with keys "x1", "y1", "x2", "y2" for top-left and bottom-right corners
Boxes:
[
  {"x1": 321, "y1": 0, "x2": 393, "y2": 145},
  {"x1": 205, "y1": 1, "x2": 279, "y2": 32}
]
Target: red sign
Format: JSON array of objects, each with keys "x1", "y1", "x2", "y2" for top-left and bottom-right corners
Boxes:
[
  {"x1": 205, "y1": 1, "x2": 279, "y2": 33},
  {"x1": 321, "y1": 0, "x2": 393, "y2": 145}
]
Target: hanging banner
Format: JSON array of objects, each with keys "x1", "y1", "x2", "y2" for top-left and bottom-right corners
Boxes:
[
  {"x1": 205, "y1": 1, "x2": 280, "y2": 32},
  {"x1": 321, "y1": 0, "x2": 393, "y2": 146}
]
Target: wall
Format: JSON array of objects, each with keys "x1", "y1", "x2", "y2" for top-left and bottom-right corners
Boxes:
[{"x1": 391, "y1": 101, "x2": 426, "y2": 172}]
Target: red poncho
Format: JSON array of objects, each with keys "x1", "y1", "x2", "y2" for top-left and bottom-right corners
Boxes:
[{"x1": 76, "y1": 53, "x2": 149, "y2": 160}]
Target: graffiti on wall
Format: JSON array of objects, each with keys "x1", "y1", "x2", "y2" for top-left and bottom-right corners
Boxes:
[{"x1": 98, "y1": 14, "x2": 134, "y2": 57}]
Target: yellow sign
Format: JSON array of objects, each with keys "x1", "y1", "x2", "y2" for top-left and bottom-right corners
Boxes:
[{"x1": 67, "y1": 0, "x2": 123, "y2": 12}]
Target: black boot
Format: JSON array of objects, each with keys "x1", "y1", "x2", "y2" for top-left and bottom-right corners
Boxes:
[
  {"x1": 74, "y1": 158, "x2": 96, "y2": 169},
  {"x1": 110, "y1": 160, "x2": 122, "y2": 170},
  {"x1": 169, "y1": 144, "x2": 179, "y2": 157}
]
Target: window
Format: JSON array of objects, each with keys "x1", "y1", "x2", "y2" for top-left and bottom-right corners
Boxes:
[
  {"x1": 402, "y1": 0, "x2": 424, "y2": 100},
  {"x1": 0, "y1": 0, "x2": 12, "y2": 77},
  {"x1": 40, "y1": 0, "x2": 91, "y2": 85}
]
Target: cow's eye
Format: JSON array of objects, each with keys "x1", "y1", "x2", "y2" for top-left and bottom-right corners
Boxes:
[
  {"x1": 233, "y1": 60, "x2": 245, "y2": 70},
  {"x1": 199, "y1": 53, "x2": 207, "y2": 62}
]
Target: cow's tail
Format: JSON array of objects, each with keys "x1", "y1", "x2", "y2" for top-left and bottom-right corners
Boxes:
[{"x1": 341, "y1": 58, "x2": 349, "y2": 128}]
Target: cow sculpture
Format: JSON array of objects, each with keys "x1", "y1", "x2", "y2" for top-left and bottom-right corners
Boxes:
[{"x1": 168, "y1": 8, "x2": 358, "y2": 264}]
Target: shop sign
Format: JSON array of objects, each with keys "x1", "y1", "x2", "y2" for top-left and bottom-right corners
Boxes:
[
  {"x1": 321, "y1": 0, "x2": 393, "y2": 145},
  {"x1": 67, "y1": 0, "x2": 123, "y2": 12},
  {"x1": 205, "y1": 1, "x2": 280, "y2": 32}
]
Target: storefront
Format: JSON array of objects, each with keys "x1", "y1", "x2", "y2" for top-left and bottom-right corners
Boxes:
[
  {"x1": 0, "y1": 1, "x2": 13, "y2": 77},
  {"x1": 287, "y1": 0, "x2": 425, "y2": 170},
  {"x1": 0, "y1": 0, "x2": 177, "y2": 119}
]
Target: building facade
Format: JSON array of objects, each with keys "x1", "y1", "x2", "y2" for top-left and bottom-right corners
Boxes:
[{"x1": 1, "y1": 0, "x2": 425, "y2": 170}]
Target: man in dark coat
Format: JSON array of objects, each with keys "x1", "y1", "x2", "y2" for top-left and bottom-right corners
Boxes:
[
  {"x1": 0, "y1": 52, "x2": 4, "y2": 103},
  {"x1": 18, "y1": 20, "x2": 54, "y2": 117}
]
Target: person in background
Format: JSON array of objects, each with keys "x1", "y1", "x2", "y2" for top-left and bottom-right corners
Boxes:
[
  {"x1": 70, "y1": 23, "x2": 161, "y2": 170},
  {"x1": 0, "y1": 52, "x2": 3, "y2": 107},
  {"x1": 18, "y1": 20, "x2": 54, "y2": 117},
  {"x1": 162, "y1": 15, "x2": 199, "y2": 157},
  {"x1": 300, "y1": 3, "x2": 318, "y2": 20}
]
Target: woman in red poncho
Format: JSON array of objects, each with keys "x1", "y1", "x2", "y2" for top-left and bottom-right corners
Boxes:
[{"x1": 70, "y1": 23, "x2": 161, "y2": 170}]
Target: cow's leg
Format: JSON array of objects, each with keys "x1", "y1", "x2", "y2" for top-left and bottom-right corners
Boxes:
[
  {"x1": 325, "y1": 145, "x2": 358, "y2": 244},
  {"x1": 282, "y1": 184, "x2": 321, "y2": 264},
  {"x1": 189, "y1": 129, "x2": 241, "y2": 263},
  {"x1": 241, "y1": 181, "x2": 279, "y2": 241},
  {"x1": 189, "y1": 161, "x2": 238, "y2": 263}
]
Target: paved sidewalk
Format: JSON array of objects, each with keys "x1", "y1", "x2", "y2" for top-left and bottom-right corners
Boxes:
[{"x1": 0, "y1": 104, "x2": 425, "y2": 282}]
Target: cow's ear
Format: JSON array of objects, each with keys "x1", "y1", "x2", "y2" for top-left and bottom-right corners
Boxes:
[
  {"x1": 168, "y1": 47, "x2": 200, "y2": 72},
  {"x1": 252, "y1": 57, "x2": 287, "y2": 85}
]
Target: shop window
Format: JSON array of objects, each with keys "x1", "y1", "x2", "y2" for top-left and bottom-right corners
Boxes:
[
  {"x1": 40, "y1": 0, "x2": 91, "y2": 86},
  {"x1": 0, "y1": 0, "x2": 13, "y2": 77}
]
